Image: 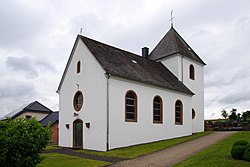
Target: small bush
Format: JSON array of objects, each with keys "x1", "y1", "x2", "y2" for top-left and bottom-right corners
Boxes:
[
  {"x1": 0, "y1": 118, "x2": 51, "y2": 167},
  {"x1": 244, "y1": 145, "x2": 250, "y2": 161},
  {"x1": 233, "y1": 140, "x2": 248, "y2": 147},
  {"x1": 231, "y1": 145, "x2": 247, "y2": 160}
]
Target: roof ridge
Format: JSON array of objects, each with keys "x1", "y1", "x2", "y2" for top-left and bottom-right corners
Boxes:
[
  {"x1": 79, "y1": 35, "x2": 161, "y2": 65},
  {"x1": 25, "y1": 101, "x2": 53, "y2": 112},
  {"x1": 171, "y1": 28, "x2": 180, "y2": 53},
  {"x1": 79, "y1": 35, "x2": 140, "y2": 58},
  {"x1": 24, "y1": 101, "x2": 36, "y2": 110}
]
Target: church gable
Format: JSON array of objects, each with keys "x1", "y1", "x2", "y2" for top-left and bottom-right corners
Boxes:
[
  {"x1": 149, "y1": 27, "x2": 206, "y2": 65},
  {"x1": 57, "y1": 36, "x2": 106, "y2": 93}
]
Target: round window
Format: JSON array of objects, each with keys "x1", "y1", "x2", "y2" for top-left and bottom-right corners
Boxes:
[{"x1": 73, "y1": 91, "x2": 83, "y2": 111}]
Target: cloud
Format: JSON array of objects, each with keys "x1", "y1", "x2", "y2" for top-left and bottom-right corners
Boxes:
[
  {"x1": 35, "y1": 59, "x2": 57, "y2": 73},
  {"x1": 0, "y1": 0, "x2": 250, "y2": 120},
  {"x1": 210, "y1": 112, "x2": 216, "y2": 117},
  {"x1": 0, "y1": 81, "x2": 37, "y2": 99},
  {"x1": 217, "y1": 90, "x2": 250, "y2": 105},
  {"x1": 0, "y1": 1, "x2": 43, "y2": 46},
  {"x1": 0, "y1": 81, "x2": 38, "y2": 117},
  {"x1": 6, "y1": 56, "x2": 38, "y2": 78}
]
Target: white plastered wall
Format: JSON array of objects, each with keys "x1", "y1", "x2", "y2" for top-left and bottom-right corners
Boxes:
[
  {"x1": 160, "y1": 54, "x2": 205, "y2": 133},
  {"x1": 108, "y1": 77, "x2": 192, "y2": 150},
  {"x1": 17, "y1": 112, "x2": 48, "y2": 121},
  {"x1": 58, "y1": 39, "x2": 107, "y2": 151},
  {"x1": 182, "y1": 58, "x2": 204, "y2": 133},
  {"x1": 160, "y1": 54, "x2": 182, "y2": 81}
]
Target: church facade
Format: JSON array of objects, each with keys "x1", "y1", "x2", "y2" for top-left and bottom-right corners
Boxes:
[{"x1": 57, "y1": 27, "x2": 206, "y2": 151}]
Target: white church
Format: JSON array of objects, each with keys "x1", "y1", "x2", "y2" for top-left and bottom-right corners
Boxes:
[{"x1": 57, "y1": 25, "x2": 206, "y2": 151}]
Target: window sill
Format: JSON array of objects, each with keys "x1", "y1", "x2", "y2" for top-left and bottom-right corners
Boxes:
[
  {"x1": 125, "y1": 119, "x2": 137, "y2": 122},
  {"x1": 153, "y1": 121, "x2": 163, "y2": 124}
]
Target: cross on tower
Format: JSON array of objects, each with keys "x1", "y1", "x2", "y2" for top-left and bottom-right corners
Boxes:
[
  {"x1": 80, "y1": 28, "x2": 83, "y2": 35},
  {"x1": 169, "y1": 10, "x2": 175, "y2": 28}
]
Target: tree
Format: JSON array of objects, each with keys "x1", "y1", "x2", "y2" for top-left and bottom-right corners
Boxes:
[
  {"x1": 229, "y1": 108, "x2": 237, "y2": 121},
  {"x1": 0, "y1": 118, "x2": 51, "y2": 167},
  {"x1": 242, "y1": 111, "x2": 250, "y2": 121},
  {"x1": 221, "y1": 110, "x2": 228, "y2": 119}
]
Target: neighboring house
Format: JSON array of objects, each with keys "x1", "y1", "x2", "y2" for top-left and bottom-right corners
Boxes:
[
  {"x1": 1, "y1": 101, "x2": 59, "y2": 144},
  {"x1": 57, "y1": 26, "x2": 206, "y2": 151},
  {"x1": 40, "y1": 111, "x2": 59, "y2": 144},
  {"x1": 0, "y1": 101, "x2": 52, "y2": 121}
]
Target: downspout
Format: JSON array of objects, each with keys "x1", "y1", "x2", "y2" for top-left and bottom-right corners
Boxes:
[
  {"x1": 106, "y1": 73, "x2": 111, "y2": 151},
  {"x1": 181, "y1": 55, "x2": 184, "y2": 82}
]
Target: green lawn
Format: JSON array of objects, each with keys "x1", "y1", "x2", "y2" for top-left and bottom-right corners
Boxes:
[
  {"x1": 44, "y1": 144, "x2": 60, "y2": 150},
  {"x1": 175, "y1": 131, "x2": 250, "y2": 167},
  {"x1": 78, "y1": 132, "x2": 211, "y2": 159},
  {"x1": 37, "y1": 153, "x2": 110, "y2": 167}
]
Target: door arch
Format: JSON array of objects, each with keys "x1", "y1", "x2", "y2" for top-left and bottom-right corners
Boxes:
[{"x1": 73, "y1": 119, "x2": 83, "y2": 148}]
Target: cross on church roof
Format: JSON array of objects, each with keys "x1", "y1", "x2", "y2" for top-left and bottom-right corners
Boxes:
[
  {"x1": 80, "y1": 28, "x2": 83, "y2": 35},
  {"x1": 169, "y1": 10, "x2": 175, "y2": 28}
]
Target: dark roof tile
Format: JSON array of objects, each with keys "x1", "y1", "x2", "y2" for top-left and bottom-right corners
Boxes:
[
  {"x1": 40, "y1": 111, "x2": 59, "y2": 126},
  {"x1": 0, "y1": 101, "x2": 52, "y2": 120},
  {"x1": 80, "y1": 35, "x2": 193, "y2": 95}
]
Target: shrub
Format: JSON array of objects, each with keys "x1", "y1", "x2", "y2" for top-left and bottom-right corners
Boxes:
[
  {"x1": 231, "y1": 145, "x2": 247, "y2": 160},
  {"x1": 0, "y1": 118, "x2": 51, "y2": 167},
  {"x1": 232, "y1": 140, "x2": 248, "y2": 147},
  {"x1": 244, "y1": 144, "x2": 250, "y2": 161}
]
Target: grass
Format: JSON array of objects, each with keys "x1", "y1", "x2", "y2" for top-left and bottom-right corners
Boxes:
[
  {"x1": 37, "y1": 153, "x2": 110, "y2": 167},
  {"x1": 175, "y1": 131, "x2": 250, "y2": 167},
  {"x1": 44, "y1": 144, "x2": 60, "y2": 150},
  {"x1": 78, "y1": 131, "x2": 211, "y2": 159}
]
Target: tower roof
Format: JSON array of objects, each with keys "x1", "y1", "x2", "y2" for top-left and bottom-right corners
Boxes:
[{"x1": 149, "y1": 27, "x2": 206, "y2": 65}]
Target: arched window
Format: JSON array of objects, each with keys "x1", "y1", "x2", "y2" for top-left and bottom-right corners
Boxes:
[
  {"x1": 77, "y1": 61, "x2": 81, "y2": 73},
  {"x1": 153, "y1": 96, "x2": 163, "y2": 123},
  {"x1": 189, "y1": 64, "x2": 195, "y2": 80},
  {"x1": 192, "y1": 109, "x2": 196, "y2": 119},
  {"x1": 73, "y1": 91, "x2": 83, "y2": 111},
  {"x1": 125, "y1": 90, "x2": 137, "y2": 122},
  {"x1": 175, "y1": 100, "x2": 183, "y2": 125}
]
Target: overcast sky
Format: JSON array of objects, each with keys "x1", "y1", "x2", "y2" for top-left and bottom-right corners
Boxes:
[{"x1": 0, "y1": 0, "x2": 250, "y2": 119}]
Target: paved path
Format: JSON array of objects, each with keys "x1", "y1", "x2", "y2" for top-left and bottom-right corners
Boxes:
[{"x1": 110, "y1": 131, "x2": 236, "y2": 167}]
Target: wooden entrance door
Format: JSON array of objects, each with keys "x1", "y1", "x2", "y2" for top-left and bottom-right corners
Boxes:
[{"x1": 73, "y1": 119, "x2": 83, "y2": 148}]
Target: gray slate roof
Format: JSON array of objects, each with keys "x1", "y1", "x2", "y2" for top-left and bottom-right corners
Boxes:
[
  {"x1": 79, "y1": 35, "x2": 193, "y2": 95},
  {"x1": 149, "y1": 27, "x2": 206, "y2": 65},
  {"x1": 1, "y1": 101, "x2": 52, "y2": 120},
  {"x1": 40, "y1": 111, "x2": 59, "y2": 126}
]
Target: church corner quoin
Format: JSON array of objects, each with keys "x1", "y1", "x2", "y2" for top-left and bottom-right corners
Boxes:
[{"x1": 57, "y1": 26, "x2": 205, "y2": 151}]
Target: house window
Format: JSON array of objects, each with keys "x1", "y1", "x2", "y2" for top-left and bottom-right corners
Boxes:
[
  {"x1": 73, "y1": 91, "x2": 83, "y2": 111},
  {"x1": 25, "y1": 115, "x2": 31, "y2": 119},
  {"x1": 189, "y1": 64, "x2": 195, "y2": 80},
  {"x1": 175, "y1": 100, "x2": 183, "y2": 125},
  {"x1": 77, "y1": 61, "x2": 81, "y2": 73},
  {"x1": 192, "y1": 109, "x2": 196, "y2": 119},
  {"x1": 153, "y1": 96, "x2": 163, "y2": 123},
  {"x1": 125, "y1": 90, "x2": 137, "y2": 122}
]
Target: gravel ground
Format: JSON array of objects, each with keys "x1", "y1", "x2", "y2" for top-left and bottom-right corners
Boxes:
[{"x1": 110, "y1": 131, "x2": 236, "y2": 167}]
